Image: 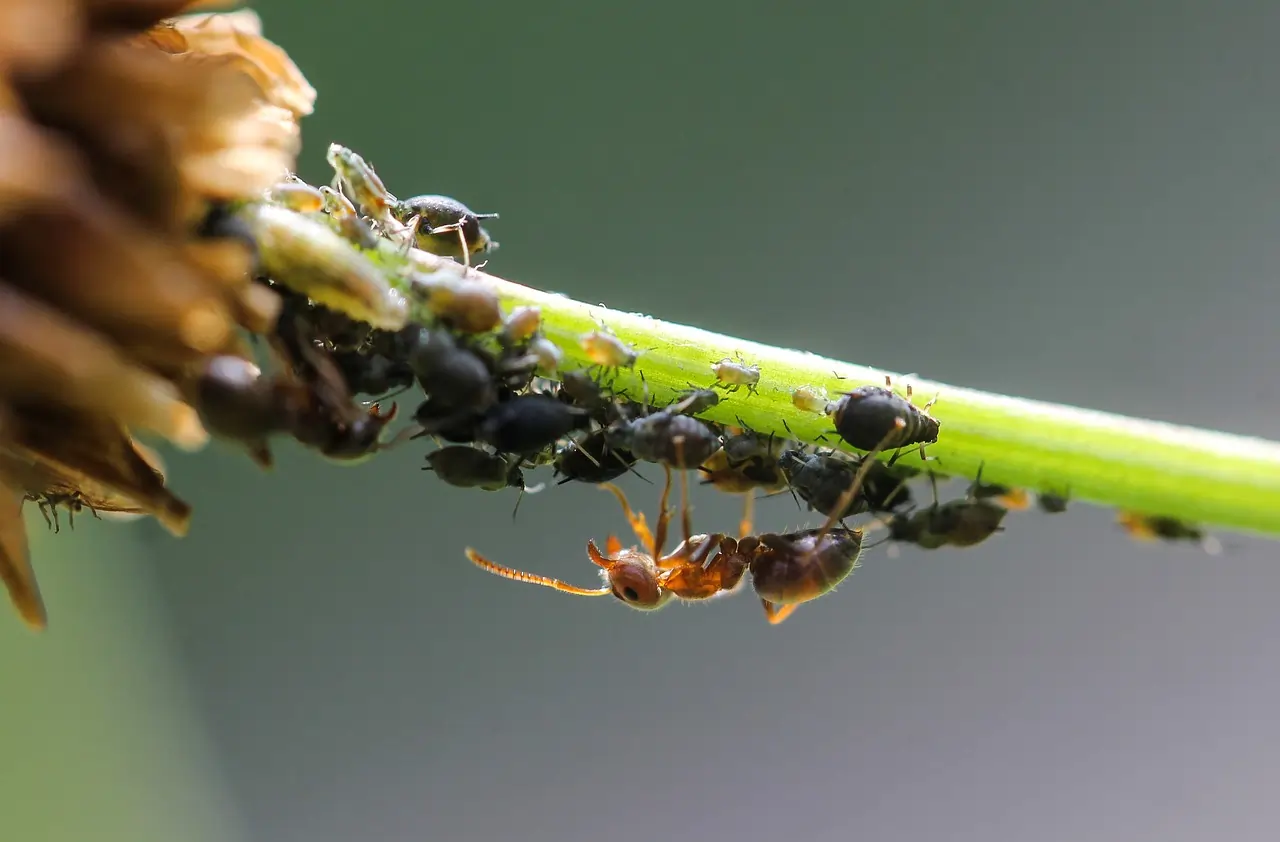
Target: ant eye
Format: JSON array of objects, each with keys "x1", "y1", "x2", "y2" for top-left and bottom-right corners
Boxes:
[{"x1": 607, "y1": 561, "x2": 666, "y2": 610}]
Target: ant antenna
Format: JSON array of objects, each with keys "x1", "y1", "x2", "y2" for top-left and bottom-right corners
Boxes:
[{"x1": 465, "y1": 549, "x2": 611, "y2": 596}]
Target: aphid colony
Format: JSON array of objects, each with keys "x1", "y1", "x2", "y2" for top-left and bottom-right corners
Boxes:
[{"x1": 22, "y1": 141, "x2": 1215, "y2": 629}]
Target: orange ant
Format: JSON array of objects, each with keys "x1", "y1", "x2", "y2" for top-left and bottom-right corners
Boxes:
[{"x1": 465, "y1": 422, "x2": 905, "y2": 625}]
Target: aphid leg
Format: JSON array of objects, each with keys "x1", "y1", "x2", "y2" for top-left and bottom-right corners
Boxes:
[
  {"x1": 815, "y1": 419, "x2": 906, "y2": 542},
  {"x1": 761, "y1": 599, "x2": 799, "y2": 625},
  {"x1": 35, "y1": 500, "x2": 53, "y2": 531},
  {"x1": 422, "y1": 221, "x2": 471, "y2": 270},
  {"x1": 466, "y1": 548, "x2": 610, "y2": 596},
  {"x1": 396, "y1": 214, "x2": 422, "y2": 255}
]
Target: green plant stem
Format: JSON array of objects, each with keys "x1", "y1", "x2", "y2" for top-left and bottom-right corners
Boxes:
[{"x1": 246, "y1": 203, "x2": 1280, "y2": 539}]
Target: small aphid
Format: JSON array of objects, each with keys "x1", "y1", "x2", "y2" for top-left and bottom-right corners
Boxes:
[
  {"x1": 476, "y1": 393, "x2": 593, "y2": 455},
  {"x1": 668, "y1": 388, "x2": 720, "y2": 416},
  {"x1": 529, "y1": 336, "x2": 564, "y2": 374},
  {"x1": 466, "y1": 423, "x2": 902, "y2": 625},
  {"x1": 408, "y1": 328, "x2": 498, "y2": 419},
  {"x1": 419, "y1": 275, "x2": 503, "y2": 334},
  {"x1": 971, "y1": 480, "x2": 1032, "y2": 511},
  {"x1": 424, "y1": 446, "x2": 525, "y2": 492},
  {"x1": 581, "y1": 329, "x2": 638, "y2": 368},
  {"x1": 194, "y1": 355, "x2": 291, "y2": 467},
  {"x1": 325, "y1": 143, "x2": 406, "y2": 241},
  {"x1": 721, "y1": 427, "x2": 783, "y2": 467},
  {"x1": 554, "y1": 431, "x2": 638, "y2": 485},
  {"x1": 1037, "y1": 492, "x2": 1069, "y2": 514},
  {"x1": 777, "y1": 448, "x2": 870, "y2": 523},
  {"x1": 273, "y1": 316, "x2": 400, "y2": 463},
  {"x1": 391, "y1": 194, "x2": 500, "y2": 267},
  {"x1": 792, "y1": 384, "x2": 831, "y2": 415},
  {"x1": 888, "y1": 498, "x2": 1007, "y2": 550},
  {"x1": 502, "y1": 306, "x2": 542, "y2": 345},
  {"x1": 267, "y1": 181, "x2": 325, "y2": 213},
  {"x1": 829, "y1": 375, "x2": 940, "y2": 461},
  {"x1": 699, "y1": 447, "x2": 785, "y2": 495},
  {"x1": 711, "y1": 354, "x2": 761, "y2": 395},
  {"x1": 332, "y1": 350, "x2": 415, "y2": 397},
  {"x1": 609, "y1": 410, "x2": 721, "y2": 469},
  {"x1": 316, "y1": 184, "x2": 378, "y2": 248},
  {"x1": 1117, "y1": 511, "x2": 1221, "y2": 554},
  {"x1": 557, "y1": 369, "x2": 619, "y2": 422},
  {"x1": 859, "y1": 461, "x2": 917, "y2": 515}
]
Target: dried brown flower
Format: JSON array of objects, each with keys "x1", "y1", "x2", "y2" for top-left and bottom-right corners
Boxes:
[{"x1": 0, "y1": 0, "x2": 314, "y2": 630}]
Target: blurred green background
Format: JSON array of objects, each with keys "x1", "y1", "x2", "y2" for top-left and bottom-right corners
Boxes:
[{"x1": 7, "y1": 2, "x2": 1280, "y2": 841}]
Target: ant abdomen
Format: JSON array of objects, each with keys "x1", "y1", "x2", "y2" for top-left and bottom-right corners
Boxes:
[{"x1": 744, "y1": 528, "x2": 863, "y2": 606}]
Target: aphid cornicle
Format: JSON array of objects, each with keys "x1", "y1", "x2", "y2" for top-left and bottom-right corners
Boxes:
[
  {"x1": 829, "y1": 374, "x2": 939, "y2": 461},
  {"x1": 464, "y1": 424, "x2": 905, "y2": 625}
]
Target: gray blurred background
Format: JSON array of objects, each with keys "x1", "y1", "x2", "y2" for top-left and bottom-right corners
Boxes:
[{"x1": 8, "y1": 2, "x2": 1280, "y2": 841}]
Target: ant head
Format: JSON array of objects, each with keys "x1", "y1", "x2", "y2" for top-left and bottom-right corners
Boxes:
[
  {"x1": 608, "y1": 551, "x2": 672, "y2": 610},
  {"x1": 587, "y1": 542, "x2": 672, "y2": 610}
]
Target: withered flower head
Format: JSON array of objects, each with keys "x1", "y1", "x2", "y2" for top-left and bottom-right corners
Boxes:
[{"x1": 0, "y1": 0, "x2": 313, "y2": 630}]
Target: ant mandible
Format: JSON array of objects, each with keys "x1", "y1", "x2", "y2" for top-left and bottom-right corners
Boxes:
[{"x1": 465, "y1": 422, "x2": 905, "y2": 625}]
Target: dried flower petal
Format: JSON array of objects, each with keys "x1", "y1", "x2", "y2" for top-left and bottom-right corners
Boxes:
[{"x1": 0, "y1": 1, "x2": 317, "y2": 628}]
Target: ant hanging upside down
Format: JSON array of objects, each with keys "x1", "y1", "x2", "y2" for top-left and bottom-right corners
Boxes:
[{"x1": 465, "y1": 421, "x2": 906, "y2": 625}]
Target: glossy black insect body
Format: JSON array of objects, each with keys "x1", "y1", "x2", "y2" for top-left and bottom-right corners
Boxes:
[
  {"x1": 889, "y1": 499, "x2": 1007, "y2": 550},
  {"x1": 409, "y1": 328, "x2": 497, "y2": 418},
  {"x1": 392, "y1": 194, "x2": 499, "y2": 263},
  {"x1": 610, "y1": 411, "x2": 721, "y2": 469},
  {"x1": 477, "y1": 393, "x2": 592, "y2": 455},
  {"x1": 424, "y1": 446, "x2": 525, "y2": 491},
  {"x1": 1037, "y1": 493, "x2": 1069, "y2": 513},
  {"x1": 830, "y1": 376, "x2": 939, "y2": 459},
  {"x1": 777, "y1": 448, "x2": 870, "y2": 522},
  {"x1": 332, "y1": 350, "x2": 415, "y2": 397},
  {"x1": 554, "y1": 430, "x2": 638, "y2": 485}
]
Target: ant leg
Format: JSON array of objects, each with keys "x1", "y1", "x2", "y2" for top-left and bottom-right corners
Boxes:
[
  {"x1": 599, "y1": 477, "x2": 663, "y2": 557},
  {"x1": 761, "y1": 599, "x2": 799, "y2": 625},
  {"x1": 739, "y1": 492, "x2": 755, "y2": 539},
  {"x1": 467, "y1": 548, "x2": 610, "y2": 596},
  {"x1": 36, "y1": 502, "x2": 52, "y2": 531},
  {"x1": 675, "y1": 437, "x2": 694, "y2": 545},
  {"x1": 815, "y1": 419, "x2": 906, "y2": 542}
]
